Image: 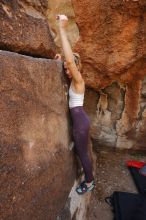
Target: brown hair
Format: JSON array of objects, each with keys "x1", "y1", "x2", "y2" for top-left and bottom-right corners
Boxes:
[{"x1": 73, "y1": 52, "x2": 82, "y2": 71}]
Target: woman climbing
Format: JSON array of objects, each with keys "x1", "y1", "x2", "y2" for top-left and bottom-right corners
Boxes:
[{"x1": 56, "y1": 14, "x2": 95, "y2": 195}]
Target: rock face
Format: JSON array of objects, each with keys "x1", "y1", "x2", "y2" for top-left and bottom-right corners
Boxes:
[
  {"x1": 0, "y1": 50, "x2": 75, "y2": 220},
  {"x1": 71, "y1": 0, "x2": 146, "y2": 149},
  {"x1": 0, "y1": 0, "x2": 56, "y2": 58},
  {"x1": 72, "y1": 0, "x2": 146, "y2": 89}
]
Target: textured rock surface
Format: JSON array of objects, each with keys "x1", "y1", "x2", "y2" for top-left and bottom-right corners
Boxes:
[
  {"x1": 84, "y1": 81, "x2": 146, "y2": 149},
  {"x1": 72, "y1": 0, "x2": 146, "y2": 89},
  {"x1": 70, "y1": 0, "x2": 146, "y2": 149},
  {"x1": 0, "y1": 50, "x2": 75, "y2": 220},
  {"x1": 0, "y1": 0, "x2": 56, "y2": 58}
]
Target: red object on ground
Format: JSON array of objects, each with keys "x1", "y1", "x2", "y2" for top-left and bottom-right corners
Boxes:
[{"x1": 126, "y1": 160, "x2": 146, "y2": 169}]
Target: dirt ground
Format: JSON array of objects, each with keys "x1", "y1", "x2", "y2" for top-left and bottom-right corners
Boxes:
[{"x1": 86, "y1": 148, "x2": 146, "y2": 220}]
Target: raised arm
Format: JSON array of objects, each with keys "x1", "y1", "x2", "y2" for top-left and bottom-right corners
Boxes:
[{"x1": 57, "y1": 15, "x2": 83, "y2": 83}]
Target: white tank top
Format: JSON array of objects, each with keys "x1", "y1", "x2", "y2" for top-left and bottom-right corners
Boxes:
[{"x1": 69, "y1": 86, "x2": 84, "y2": 108}]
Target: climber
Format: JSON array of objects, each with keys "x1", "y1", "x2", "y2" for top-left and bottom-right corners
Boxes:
[{"x1": 55, "y1": 14, "x2": 95, "y2": 195}]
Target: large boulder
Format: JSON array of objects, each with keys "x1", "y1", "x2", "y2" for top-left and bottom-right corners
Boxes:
[
  {"x1": 0, "y1": 0, "x2": 56, "y2": 58},
  {"x1": 72, "y1": 0, "x2": 146, "y2": 89},
  {"x1": 71, "y1": 0, "x2": 146, "y2": 149},
  {"x1": 0, "y1": 50, "x2": 75, "y2": 220}
]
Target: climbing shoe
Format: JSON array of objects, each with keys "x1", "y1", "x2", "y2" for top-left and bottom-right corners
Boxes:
[{"x1": 76, "y1": 180, "x2": 95, "y2": 195}]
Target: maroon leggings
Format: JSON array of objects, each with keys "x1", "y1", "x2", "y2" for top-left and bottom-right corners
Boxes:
[{"x1": 70, "y1": 106, "x2": 93, "y2": 183}]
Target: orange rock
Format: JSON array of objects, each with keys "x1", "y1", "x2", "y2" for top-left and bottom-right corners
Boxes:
[{"x1": 71, "y1": 0, "x2": 146, "y2": 149}]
